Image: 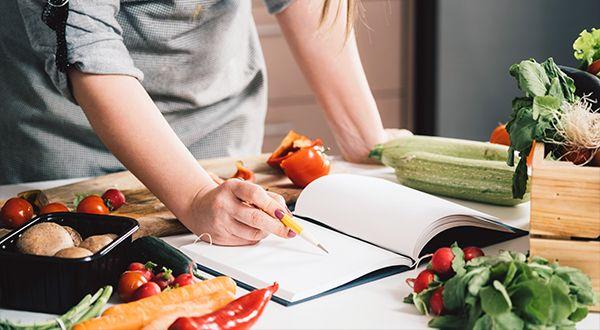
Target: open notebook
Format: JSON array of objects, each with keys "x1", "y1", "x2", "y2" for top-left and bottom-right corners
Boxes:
[{"x1": 181, "y1": 174, "x2": 527, "y2": 305}]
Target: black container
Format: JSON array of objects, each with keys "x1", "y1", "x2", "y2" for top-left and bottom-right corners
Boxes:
[{"x1": 0, "y1": 213, "x2": 138, "y2": 314}]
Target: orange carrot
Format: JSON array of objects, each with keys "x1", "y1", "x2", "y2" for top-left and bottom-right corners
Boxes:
[
  {"x1": 103, "y1": 276, "x2": 235, "y2": 317},
  {"x1": 74, "y1": 290, "x2": 234, "y2": 330},
  {"x1": 142, "y1": 290, "x2": 235, "y2": 330}
]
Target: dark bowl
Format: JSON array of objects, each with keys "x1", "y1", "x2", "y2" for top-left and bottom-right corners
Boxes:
[
  {"x1": 559, "y1": 66, "x2": 600, "y2": 102},
  {"x1": 0, "y1": 213, "x2": 139, "y2": 313}
]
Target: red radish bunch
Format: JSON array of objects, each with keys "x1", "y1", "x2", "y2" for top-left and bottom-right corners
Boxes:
[
  {"x1": 406, "y1": 244, "x2": 484, "y2": 315},
  {"x1": 118, "y1": 261, "x2": 199, "y2": 302}
]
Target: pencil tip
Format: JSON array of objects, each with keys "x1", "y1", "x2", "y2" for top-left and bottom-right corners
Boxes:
[{"x1": 318, "y1": 244, "x2": 329, "y2": 254}]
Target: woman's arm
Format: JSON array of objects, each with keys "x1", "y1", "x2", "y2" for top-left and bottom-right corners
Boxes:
[
  {"x1": 69, "y1": 71, "x2": 292, "y2": 244},
  {"x1": 275, "y1": 0, "x2": 404, "y2": 162}
]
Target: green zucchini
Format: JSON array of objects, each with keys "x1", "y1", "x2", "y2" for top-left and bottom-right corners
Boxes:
[
  {"x1": 129, "y1": 236, "x2": 198, "y2": 276},
  {"x1": 370, "y1": 135, "x2": 509, "y2": 162},
  {"x1": 370, "y1": 136, "x2": 529, "y2": 206}
]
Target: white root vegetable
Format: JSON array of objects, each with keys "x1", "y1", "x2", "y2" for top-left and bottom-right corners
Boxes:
[{"x1": 549, "y1": 97, "x2": 600, "y2": 164}]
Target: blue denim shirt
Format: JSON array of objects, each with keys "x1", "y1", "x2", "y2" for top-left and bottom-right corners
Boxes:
[{"x1": 0, "y1": 0, "x2": 293, "y2": 184}]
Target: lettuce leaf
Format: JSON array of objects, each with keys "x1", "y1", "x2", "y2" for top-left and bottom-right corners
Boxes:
[{"x1": 573, "y1": 28, "x2": 600, "y2": 68}]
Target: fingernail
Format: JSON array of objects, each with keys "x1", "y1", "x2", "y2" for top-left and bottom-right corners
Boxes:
[
  {"x1": 274, "y1": 209, "x2": 285, "y2": 220},
  {"x1": 287, "y1": 230, "x2": 296, "y2": 238}
]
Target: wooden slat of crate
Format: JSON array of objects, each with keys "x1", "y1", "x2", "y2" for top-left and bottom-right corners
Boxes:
[
  {"x1": 530, "y1": 143, "x2": 600, "y2": 238},
  {"x1": 530, "y1": 237, "x2": 600, "y2": 312}
]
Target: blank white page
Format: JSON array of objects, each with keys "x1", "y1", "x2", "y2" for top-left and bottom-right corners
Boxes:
[
  {"x1": 294, "y1": 174, "x2": 492, "y2": 257},
  {"x1": 181, "y1": 218, "x2": 409, "y2": 302}
]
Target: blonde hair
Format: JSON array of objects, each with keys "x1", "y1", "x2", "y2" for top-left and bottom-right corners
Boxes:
[{"x1": 320, "y1": 0, "x2": 359, "y2": 36}]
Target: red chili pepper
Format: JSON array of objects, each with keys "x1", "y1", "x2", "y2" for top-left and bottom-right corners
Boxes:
[{"x1": 169, "y1": 283, "x2": 279, "y2": 330}]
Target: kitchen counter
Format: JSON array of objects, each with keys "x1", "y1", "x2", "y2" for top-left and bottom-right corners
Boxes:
[{"x1": 1, "y1": 165, "x2": 599, "y2": 329}]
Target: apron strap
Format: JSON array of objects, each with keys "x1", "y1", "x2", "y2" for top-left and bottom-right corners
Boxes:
[{"x1": 41, "y1": 0, "x2": 70, "y2": 72}]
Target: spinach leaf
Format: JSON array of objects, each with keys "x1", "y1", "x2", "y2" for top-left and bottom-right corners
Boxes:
[
  {"x1": 480, "y1": 283, "x2": 511, "y2": 316},
  {"x1": 428, "y1": 315, "x2": 466, "y2": 329},
  {"x1": 443, "y1": 275, "x2": 467, "y2": 312}
]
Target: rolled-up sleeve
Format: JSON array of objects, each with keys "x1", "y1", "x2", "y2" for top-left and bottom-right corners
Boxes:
[
  {"x1": 262, "y1": 0, "x2": 296, "y2": 14},
  {"x1": 18, "y1": 0, "x2": 143, "y2": 102}
]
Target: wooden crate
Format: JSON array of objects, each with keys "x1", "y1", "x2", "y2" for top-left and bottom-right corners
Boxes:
[{"x1": 529, "y1": 143, "x2": 600, "y2": 312}]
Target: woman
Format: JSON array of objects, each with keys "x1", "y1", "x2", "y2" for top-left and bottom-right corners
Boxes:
[{"x1": 0, "y1": 0, "x2": 404, "y2": 245}]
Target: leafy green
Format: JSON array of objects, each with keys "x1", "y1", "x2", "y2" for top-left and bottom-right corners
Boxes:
[
  {"x1": 505, "y1": 58, "x2": 577, "y2": 198},
  {"x1": 404, "y1": 243, "x2": 597, "y2": 330},
  {"x1": 573, "y1": 28, "x2": 600, "y2": 70}
]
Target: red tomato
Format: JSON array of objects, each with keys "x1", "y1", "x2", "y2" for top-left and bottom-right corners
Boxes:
[
  {"x1": 280, "y1": 142, "x2": 331, "y2": 188},
  {"x1": 76, "y1": 195, "x2": 109, "y2": 215},
  {"x1": 1, "y1": 198, "x2": 34, "y2": 229},
  {"x1": 102, "y1": 189, "x2": 126, "y2": 211},
  {"x1": 489, "y1": 124, "x2": 510, "y2": 146},
  {"x1": 431, "y1": 247, "x2": 455, "y2": 276},
  {"x1": 588, "y1": 59, "x2": 600, "y2": 76},
  {"x1": 133, "y1": 282, "x2": 161, "y2": 301},
  {"x1": 562, "y1": 147, "x2": 593, "y2": 165},
  {"x1": 429, "y1": 286, "x2": 445, "y2": 316},
  {"x1": 462, "y1": 246, "x2": 484, "y2": 262},
  {"x1": 173, "y1": 273, "x2": 198, "y2": 288},
  {"x1": 39, "y1": 202, "x2": 69, "y2": 215},
  {"x1": 128, "y1": 262, "x2": 154, "y2": 281},
  {"x1": 152, "y1": 268, "x2": 175, "y2": 290},
  {"x1": 413, "y1": 269, "x2": 436, "y2": 293},
  {"x1": 118, "y1": 271, "x2": 148, "y2": 302}
]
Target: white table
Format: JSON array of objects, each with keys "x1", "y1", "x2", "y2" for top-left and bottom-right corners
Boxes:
[{"x1": 1, "y1": 171, "x2": 599, "y2": 329}]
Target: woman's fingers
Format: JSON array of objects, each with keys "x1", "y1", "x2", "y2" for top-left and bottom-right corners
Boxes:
[
  {"x1": 266, "y1": 191, "x2": 289, "y2": 214},
  {"x1": 232, "y1": 201, "x2": 290, "y2": 239},
  {"x1": 226, "y1": 217, "x2": 269, "y2": 242},
  {"x1": 226, "y1": 179, "x2": 283, "y2": 217}
]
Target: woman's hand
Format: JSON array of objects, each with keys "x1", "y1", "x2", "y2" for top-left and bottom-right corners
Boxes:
[{"x1": 182, "y1": 179, "x2": 294, "y2": 246}]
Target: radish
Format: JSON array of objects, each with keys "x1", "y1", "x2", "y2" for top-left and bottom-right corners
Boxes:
[
  {"x1": 429, "y1": 286, "x2": 445, "y2": 315},
  {"x1": 412, "y1": 269, "x2": 436, "y2": 293},
  {"x1": 462, "y1": 246, "x2": 484, "y2": 262},
  {"x1": 431, "y1": 247, "x2": 455, "y2": 275},
  {"x1": 102, "y1": 189, "x2": 126, "y2": 211}
]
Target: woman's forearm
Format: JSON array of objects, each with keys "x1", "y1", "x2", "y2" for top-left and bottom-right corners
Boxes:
[
  {"x1": 276, "y1": 0, "x2": 386, "y2": 161},
  {"x1": 69, "y1": 71, "x2": 217, "y2": 218}
]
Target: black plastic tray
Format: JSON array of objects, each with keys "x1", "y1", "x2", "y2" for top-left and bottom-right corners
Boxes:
[{"x1": 0, "y1": 212, "x2": 138, "y2": 314}]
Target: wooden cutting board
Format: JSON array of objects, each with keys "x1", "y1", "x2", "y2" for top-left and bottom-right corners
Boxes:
[{"x1": 40, "y1": 154, "x2": 302, "y2": 238}]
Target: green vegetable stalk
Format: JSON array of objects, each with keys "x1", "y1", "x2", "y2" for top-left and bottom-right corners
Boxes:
[
  {"x1": 0, "y1": 286, "x2": 112, "y2": 330},
  {"x1": 405, "y1": 245, "x2": 598, "y2": 330},
  {"x1": 505, "y1": 58, "x2": 577, "y2": 198}
]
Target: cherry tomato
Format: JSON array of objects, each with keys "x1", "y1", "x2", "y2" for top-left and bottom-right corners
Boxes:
[
  {"x1": 430, "y1": 247, "x2": 455, "y2": 276},
  {"x1": 231, "y1": 161, "x2": 255, "y2": 182},
  {"x1": 173, "y1": 273, "x2": 198, "y2": 288},
  {"x1": 489, "y1": 124, "x2": 510, "y2": 146},
  {"x1": 280, "y1": 142, "x2": 330, "y2": 188},
  {"x1": 462, "y1": 246, "x2": 484, "y2": 262},
  {"x1": 1, "y1": 198, "x2": 34, "y2": 229},
  {"x1": 412, "y1": 269, "x2": 436, "y2": 293},
  {"x1": 128, "y1": 262, "x2": 155, "y2": 281},
  {"x1": 76, "y1": 195, "x2": 109, "y2": 215},
  {"x1": 588, "y1": 59, "x2": 600, "y2": 76},
  {"x1": 102, "y1": 189, "x2": 126, "y2": 211},
  {"x1": 133, "y1": 282, "x2": 161, "y2": 301},
  {"x1": 39, "y1": 202, "x2": 69, "y2": 215},
  {"x1": 152, "y1": 268, "x2": 175, "y2": 290},
  {"x1": 429, "y1": 286, "x2": 445, "y2": 316},
  {"x1": 118, "y1": 271, "x2": 148, "y2": 302}
]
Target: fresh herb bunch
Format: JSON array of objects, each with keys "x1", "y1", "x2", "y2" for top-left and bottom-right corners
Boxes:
[
  {"x1": 505, "y1": 58, "x2": 577, "y2": 199},
  {"x1": 404, "y1": 244, "x2": 597, "y2": 330}
]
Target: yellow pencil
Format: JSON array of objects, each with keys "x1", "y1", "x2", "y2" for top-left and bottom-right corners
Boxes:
[{"x1": 274, "y1": 209, "x2": 329, "y2": 254}]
